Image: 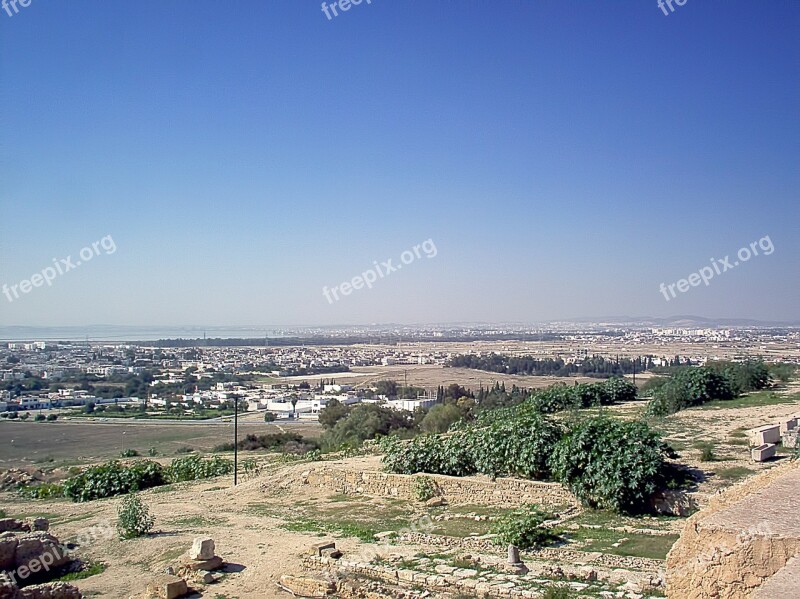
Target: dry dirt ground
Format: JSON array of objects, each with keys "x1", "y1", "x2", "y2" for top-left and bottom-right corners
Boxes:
[{"x1": 6, "y1": 455, "x2": 553, "y2": 599}]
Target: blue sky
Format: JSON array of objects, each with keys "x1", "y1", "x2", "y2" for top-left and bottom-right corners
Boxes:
[{"x1": 0, "y1": 0, "x2": 798, "y2": 326}]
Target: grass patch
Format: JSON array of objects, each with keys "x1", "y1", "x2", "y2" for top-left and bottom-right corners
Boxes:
[
  {"x1": 714, "y1": 467, "x2": 753, "y2": 482},
  {"x1": 564, "y1": 527, "x2": 679, "y2": 560},
  {"x1": 698, "y1": 391, "x2": 800, "y2": 410},
  {"x1": 281, "y1": 518, "x2": 379, "y2": 542},
  {"x1": 166, "y1": 515, "x2": 227, "y2": 528},
  {"x1": 57, "y1": 561, "x2": 106, "y2": 581}
]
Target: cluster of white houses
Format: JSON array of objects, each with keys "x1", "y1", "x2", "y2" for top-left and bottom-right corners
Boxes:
[{"x1": 1, "y1": 383, "x2": 438, "y2": 419}]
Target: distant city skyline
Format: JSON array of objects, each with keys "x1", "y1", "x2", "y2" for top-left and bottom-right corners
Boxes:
[{"x1": 1, "y1": 1, "x2": 798, "y2": 326}]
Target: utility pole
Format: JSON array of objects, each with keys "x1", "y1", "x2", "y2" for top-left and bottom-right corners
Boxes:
[{"x1": 233, "y1": 398, "x2": 238, "y2": 486}]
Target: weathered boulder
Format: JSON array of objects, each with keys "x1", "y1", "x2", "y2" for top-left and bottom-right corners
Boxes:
[
  {"x1": 177, "y1": 555, "x2": 223, "y2": 573},
  {"x1": 0, "y1": 582, "x2": 82, "y2": 599},
  {"x1": 16, "y1": 582, "x2": 82, "y2": 599},
  {"x1": 30, "y1": 521, "x2": 48, "y2": 534},
  {"x1": 188, "y1": 538, "x2": 214, "y2": 561},
  {"x1": 14, "y1": 533, "x2": 71, "y2": 573}
]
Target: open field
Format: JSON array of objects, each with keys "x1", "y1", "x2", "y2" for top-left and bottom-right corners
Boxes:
[
  {"x1": 0, "y1": 419, "x2": 323, "y2": 468},
  {"x1": 282, "y1": 364, "x2": 607, "y2": 391}
]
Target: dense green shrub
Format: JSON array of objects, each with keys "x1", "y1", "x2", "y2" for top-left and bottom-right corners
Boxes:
[
  {"x1": 469, "y1": 415, "x2": 563, "y2": 479},
  {"x1": 63, "y1": 460, "x2": 166, "y2": 502},
  {"x1": 166, "y1": 455, "x2": 233, "y2": 482},
  {"x1": 382, "y1": 433, "x2": 474, "y2": 477},
  {"x1": 708, "y1": 360, "x2": 771, "y2": 395},
  {"x1": 63, "y1": 456, "x2": 234, "y2": 502},
  {"x1": 117, "y1": 493, "x2": 154, "y2": 539},
  {"x1": 18, "y1": 483, "x2": 65, "y2": 499},
  {"x1": 490, "y1": 504, "x2": 558, "y2": 550},
  {"x1": 383, "y1": 413, "x2": 562, "y2": 481},
  {"x1": 549, "y1": 416, "x2": 674, "y2": 514},
  {"x1": 412, "y1": 475, "x2": 438, "y2": 502},
  {"x1": 646, "y1": 366, "x2": 735, "y2": 416}
]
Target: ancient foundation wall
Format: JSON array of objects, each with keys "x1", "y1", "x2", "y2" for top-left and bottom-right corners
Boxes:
[
  {"x1": 665, "y1": 461, "x2": 800, "y2": 599},
  {"x1": 298, "y1": 465, "x2": 578, "y2": 509}
]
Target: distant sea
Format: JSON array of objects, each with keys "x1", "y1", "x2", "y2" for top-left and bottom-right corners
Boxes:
[{"x1": 0, "y1": 325, "x2": 291, "y2": 342}]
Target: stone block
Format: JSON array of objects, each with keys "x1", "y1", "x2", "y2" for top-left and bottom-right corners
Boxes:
[
  {"x1": 749, "y1": 425, "x2": 781, "y2": 446},
  {"x1": 782, "y1": 430, "x2": 798, "y2": 449},
  {"x1": 278, "y1": 574, "x2": 335, "y2": 598},
  {"x1": 146, "y1": 575, "x2": 188, "y2": 599},
  {"x1": 30, "y1": 519, "x2": 49, "y2": 533},
  {"x1": 778, "y1": 418, "x2": 797, "y2": 435},
  {"x1": 179, "y1": 555, "x2": 223, "y2": 572},
  {"x1": 309, "y1": 541, "x2": 336, "y2": 557},
  {"x1": 751, "y1": 443, "x2": 777, "y2": 462},
  {"x1": 188, "y1": 537, "x2": 214, "y2": 561}
]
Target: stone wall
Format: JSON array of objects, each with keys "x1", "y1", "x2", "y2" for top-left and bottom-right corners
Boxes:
[
  {"x1": 665, "y1": 460, "x2": 800, "y2": 599},
  {"x1": 297, "y1": 465, "x2": 578, "y2": 509},
  {"x1": 396, "y1": 532, "x2": 664, "y2": 572}
]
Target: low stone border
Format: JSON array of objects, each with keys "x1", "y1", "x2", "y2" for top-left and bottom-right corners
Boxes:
[
  {"x1": 294, "y1": 466, "x2": 579, "y2": 509},
  {"x1": 396, "y1": 532, "x2": 664, "y2": 572}
]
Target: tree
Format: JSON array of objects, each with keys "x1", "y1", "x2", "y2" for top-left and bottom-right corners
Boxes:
[
  {"x1": 84, "y1": 402, "x2": 96, "y2": 414},
  {"x1": 319, "y1": 398, "x2": 349, "y2": 429},
  {"x1": 420, "y1": 404, "x2": 462, "y2": 434}
]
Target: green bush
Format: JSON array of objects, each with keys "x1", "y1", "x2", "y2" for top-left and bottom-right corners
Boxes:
[
  {"x1": 63, "y1": 455, "x2": 237, "y2": 503},
  {"x1": 549, "y1": 416, "x2": 674, "y2": 514},
  {"x1": 490, "y1": 504, "x2": 557, "y2": 550},
  {"x1": 382, "y1": 433, "x2": 475, "y2": 477},
  {"x1": 647, "y1": 367, "x2": 735, "y2": 416},
  {"x1": 120, "y1": 449, "x2": 140, "y2": 458},
  {"x1": 469, "y1": 414, "x2": 563, "y2": 479},
  {"x1": 63, "y1": 460, "x2": 166, "y2": 502},
  {"x1": 46, "y1": 414, "x2": 58, "y2": 421},
  {"x1": 35, "y1": 414, "x2": 46, "y2": 422},
  {"x1": 166, "y1": 455, "x2": 233, "y2": 482},
  {"x1": 412, "y1": 475, "x2": 438, "y2": 502},
  {"x1": 117, "y1": 493, "x2": 154, "y2": 539},
  {"x1": 383, "y1": 413, "x2": 562, "y2": 481},
  {"x1": 18, "y1": 483, "x2": 65, "y2": 499}
]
